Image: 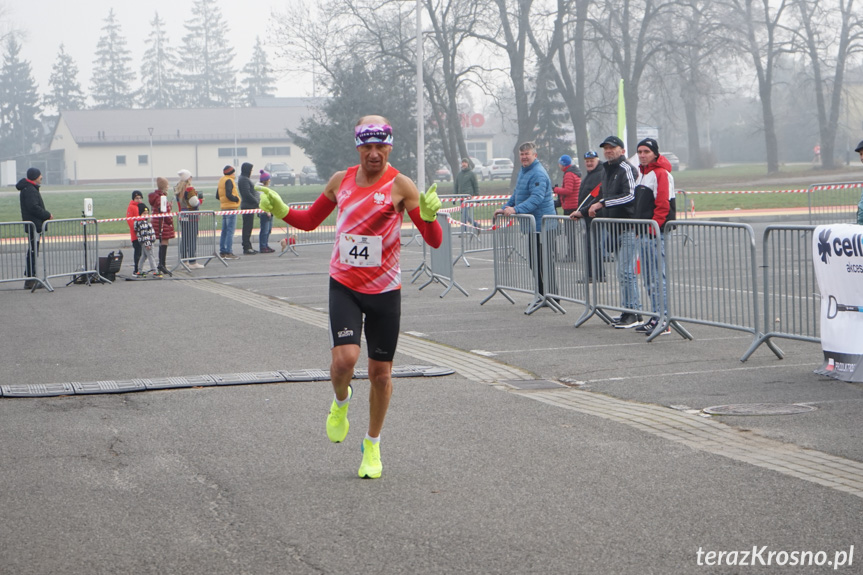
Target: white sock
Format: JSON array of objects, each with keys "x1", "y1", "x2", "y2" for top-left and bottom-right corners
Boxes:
[
  {"x1": 334, "y1": 393, "x2": 350, "y2": 408},
  {"x1": 365, "y1": 433, "x2": 380, "y2": 444}
]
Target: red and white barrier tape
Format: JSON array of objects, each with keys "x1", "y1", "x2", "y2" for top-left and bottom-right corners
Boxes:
[
  {"x1": 684, "y1": 184, "x2": 862, "y2": 195},
  {"x1": 96, "y1": 208, "x2": 267, "y2": 224}
]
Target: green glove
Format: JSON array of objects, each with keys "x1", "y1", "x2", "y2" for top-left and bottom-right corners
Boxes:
[
  {"x1": 257, "y1": 185, "x2": 289, "y2": 219},
  {"x1": 419, "y1": 183, "x2": 442, "y2": 222}
]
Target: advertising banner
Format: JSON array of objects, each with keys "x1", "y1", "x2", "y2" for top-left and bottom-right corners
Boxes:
[{"x1": 813, "y1": 224, "x2": 863, "y2": 382}]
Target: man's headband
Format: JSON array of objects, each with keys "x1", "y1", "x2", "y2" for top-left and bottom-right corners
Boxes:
[{"x1": 355, "y1": 123, "x2": 393, "y2": 147}]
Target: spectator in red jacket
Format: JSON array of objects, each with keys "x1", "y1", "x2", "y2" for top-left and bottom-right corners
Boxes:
[
  {"x1": 553, "y1": 155, "x2": 582, "y2": 261},
  {"x1": 126, "y1": 190, "x2": 144, "y2": 274}
]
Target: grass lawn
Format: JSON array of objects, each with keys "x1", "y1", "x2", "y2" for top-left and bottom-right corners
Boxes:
[
  {"x1": 3, "y1": 162, "x2": 861, "y2": 234},
  {"x1": 0, "y1": 183, "x2": 325, "y2": 235}
]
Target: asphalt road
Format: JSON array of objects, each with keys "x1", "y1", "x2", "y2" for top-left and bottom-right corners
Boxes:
[{"x1": 1, "y1": 220, "x2": 861, "y2": 574}]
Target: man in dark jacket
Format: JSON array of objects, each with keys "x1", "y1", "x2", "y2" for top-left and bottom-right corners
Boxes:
[
  {"x1": 453, "y1": 158, "x2": 479, "y2": 197},
  {"x1": 588, "y1": 136, "x2": 641, "y2": 328},
  {"x1": 17, "y1": 167, "x2": 52, "y2": 289},
  {"x1": 570, "y1": 150, "x2": 604, "y2": 280},
  {"x1": 238, "y1": 162, "x2": 258, "y2": 255}
]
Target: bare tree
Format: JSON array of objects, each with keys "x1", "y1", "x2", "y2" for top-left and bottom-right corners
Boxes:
[
  {"x1": 471, "y1": 0, "x2": 557, "y2": 181},
  {"x1": 791, "y1": 0, "x2": 863, "y2": 169},
  {"x1": 422, "y1": 0, "x2": 484, "y2": 175},
  {"x1": 723, "y1": 0, "x2": 794, "y2": 174},
  {"x1": 588, "y1": 0, "x2": 674, "y2": 153},
  {"x1": 660, "y1": 0, "x2": 735, "y2": 169},
  {"x1": 527, "y1": 0, "x2": 592, "y2": 170}
]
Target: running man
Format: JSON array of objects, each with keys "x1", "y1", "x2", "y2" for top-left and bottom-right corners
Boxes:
[{"x1": 258, "y1": 115, "x2": 443, "y2": 479}]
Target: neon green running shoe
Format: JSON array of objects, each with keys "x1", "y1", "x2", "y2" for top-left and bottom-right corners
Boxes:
[
  {"x1": 326, "y1": 385, "x2": 352, "y2": 443},
  {"x1": 358, "y1": 438, "x2": 382, "y2": 479}
]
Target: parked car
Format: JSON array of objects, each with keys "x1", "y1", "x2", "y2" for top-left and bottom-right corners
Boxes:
[
  {"x1": 299, "y1": 165, "x2": 324, "y2": 185},
  {"x1": 469, "y1": 157, "x2": 486, "y2": 180},
  {"x1": 434, "y1": 165, "x2": 452, "y2": 182},
  {"x1": 263, "y1": 162, "x2": 296, "y2": 186},
  {"x1": 486, "y1": 158, "x2": 515, "y2": 181}
]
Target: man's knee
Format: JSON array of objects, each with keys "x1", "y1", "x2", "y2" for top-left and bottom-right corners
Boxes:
[
  {"x1": 331, "y1": 345, "x2": 361, "y2": 374},
  {"x1": 367, "y1": 360, "x2": 393, "y2": 386}
]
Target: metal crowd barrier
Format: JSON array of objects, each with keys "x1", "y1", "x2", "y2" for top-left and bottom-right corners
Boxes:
[
  {"x1": 676, "y1": 190, "x2": 690, "y2": 219},
  {"x1": 418, "y1": 213, "x2": 468, "y2": 298},
  {"x1": 279, "y1": 202, "x2": 338, "y2": 257},
  {"x1": 175, "y1": 211, "x2": 224, "y2": 271},
  {"x1": 0, "y1": 221, "x2": 50, "y2": 291},
  {"x1": 807, "y1": 181, "x2": 863, "y2": 225},
  {"x1": 664, "y1": 220, "x2": 782, "y2": 359},
  {"x1": 480, "y1": 214, "x2": 560, "y2": 314},
  {"x1": 457, "y1": 197, "x2": 510, "y2": 267},
  {"x1": 742, "y1": 225, "x2": 819, "y2": 361},
  {"x1": 575, "y1": 218, "x2": 688, "y2": 340},
  {"x1": 409, "y1": 195, "x2": 471, "y2": 281},
  {"x1": 540, "y1": 216, "x2": 590, "y2": 314},
  {"x1": 41, "y1": 218, "x2": 108, "y2": 290}
]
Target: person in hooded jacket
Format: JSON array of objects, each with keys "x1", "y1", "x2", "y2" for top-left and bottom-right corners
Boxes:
[
  {"x1": 632, "y1": 137, "x2": 676, "y2": 335},
  {"x1": 17, "y1": 167, "x2": 52, "y2": 289},
  {"x1": 237, "y1": 162, "x2": 259, "y2": 255},
  {"x1": 149, "y1": 177, "x2": 175, "y2": 276}
]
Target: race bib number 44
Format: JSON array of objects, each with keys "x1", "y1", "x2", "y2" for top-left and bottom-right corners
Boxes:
[{"x1": 339, "y1": 234, "x2": 383, "y2": 267}]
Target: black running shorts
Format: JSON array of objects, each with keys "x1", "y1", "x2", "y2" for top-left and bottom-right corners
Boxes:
[{"x1": 328, "y1": 277, "x2": 401, "y2": 362}]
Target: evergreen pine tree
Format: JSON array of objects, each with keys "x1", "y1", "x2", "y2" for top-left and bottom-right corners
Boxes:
[
  {"x1": 0, "y1": 36, "x2": 44, "y2": 158},
  {"x1": 178, "y1": 0, "x2": 238, "y2": 107},
  {"x1": 90, "y1": 8, "x2": 136, "y2": 109},
  {"x1": 291, "y1": 57, "x2": 419, "y2": 181},
  {"x1": 534, "y1": 75, "x2": 572, "y2": 176},
  {"x1": 44, "y1": 44, "x2": 86, "y2": 114},
  {"x1": 240, "y1": 36, "x2": 277, "y2": 106},
  {"x1": 138, "y1": 12, "x2": 178, "y2": 109}
]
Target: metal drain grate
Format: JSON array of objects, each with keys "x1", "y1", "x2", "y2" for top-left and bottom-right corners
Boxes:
[{"x1": 702, "y1": 403, "x2": 817, "y2": 416}]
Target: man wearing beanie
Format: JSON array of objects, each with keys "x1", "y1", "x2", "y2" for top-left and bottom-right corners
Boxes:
[
  {"x1": 17, "y1": 167, "x2": 52, "y2": 289},
  {"x1": 553, "y1": 154, "x2": 582, "y2": 260},
  {"x1": 238, "y1": 162, "x2": 259, "y2": 255},
  {"x1": 453, "y1": 158, "x2": 479, "y2": 197},
  {"x1": 633, "y1": 137, "x2": 675, "y2": 336},
  {"x1": 217, "y1": 165, "x2": 240, "y2": 259}
]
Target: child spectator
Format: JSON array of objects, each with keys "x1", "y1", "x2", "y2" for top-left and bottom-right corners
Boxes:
[
  {"x1": 126, "y1": 190, "x2": 144, "y2": 275},
  {"x1": 134, "y1": 204, "x2": 160, "y2": 277}
]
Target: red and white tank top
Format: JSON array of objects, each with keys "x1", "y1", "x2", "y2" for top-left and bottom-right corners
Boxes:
[{"x1": 330, "y1": 165, "x2": 403, "y2": 294}]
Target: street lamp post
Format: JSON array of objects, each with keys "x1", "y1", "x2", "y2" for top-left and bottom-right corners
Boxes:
[
  {"x1": 415, "y1": 0, "x2": 425, "y2": 189},
  {"x1": 148, "y1": 127, "x2": 154, "y2": 190}
]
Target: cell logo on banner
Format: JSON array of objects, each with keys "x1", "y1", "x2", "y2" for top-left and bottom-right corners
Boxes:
[{"x1": 813, "y1": 225, "x2": 863, "y2": 383}]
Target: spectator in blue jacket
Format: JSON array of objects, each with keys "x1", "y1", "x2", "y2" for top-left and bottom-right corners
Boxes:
[{"x1": 495, "y1": 141, "x2": 557, "y2": 294}]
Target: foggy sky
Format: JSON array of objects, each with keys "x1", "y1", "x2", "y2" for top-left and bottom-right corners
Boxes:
[{"x1": 11, "y1": 0, "x2": 310, "y2": 100}]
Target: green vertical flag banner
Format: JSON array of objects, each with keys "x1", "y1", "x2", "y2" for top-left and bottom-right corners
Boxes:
[{"x1": 617, "y1": 78, "x2": 627, "y2": 147}]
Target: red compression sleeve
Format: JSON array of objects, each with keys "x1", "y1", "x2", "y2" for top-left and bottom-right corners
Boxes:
[
  {"x1": 283, "y1": 193, "x2": 337, "y2": 230},
  {"x1": 408, "y1": 207, "x2": 443, "y2": 249}
]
